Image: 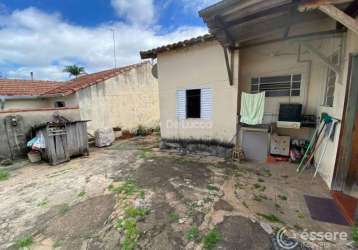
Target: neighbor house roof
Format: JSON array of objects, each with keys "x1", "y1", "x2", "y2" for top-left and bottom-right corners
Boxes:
[
  {"x1": 140, "y1": 34, "x2": 215, "y2": 59},
  {"x1": 0, "y1": 62, "x2": 147, "y2": 98},
  {"x1": 43, "y1": 62, "x2": 147, "y2": 96},
  {"x1": 0, "y1": 79, "x2": 63, "y2": 97}
]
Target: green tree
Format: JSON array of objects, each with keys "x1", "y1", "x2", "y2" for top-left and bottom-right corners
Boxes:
[{"x1": 63, "y1": 65, "x2": 86, "y2": 78}]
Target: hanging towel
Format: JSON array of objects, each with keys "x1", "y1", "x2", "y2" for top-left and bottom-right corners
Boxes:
[{"x1": 240, "y1": 92, "x2": 265, "y2": 125}]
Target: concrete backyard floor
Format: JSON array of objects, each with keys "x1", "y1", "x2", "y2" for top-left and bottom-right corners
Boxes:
[{"x1": 0, "y1": 134, "x2": 354, "y2": 250}]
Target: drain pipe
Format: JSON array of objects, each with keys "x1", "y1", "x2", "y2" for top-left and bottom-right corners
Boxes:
[
  {"x1": 0, "y1": 97, "x2": 4, "y2": 110},
  {"x1": 296, "y1": 44, "x2": 312, "y2": 113}
]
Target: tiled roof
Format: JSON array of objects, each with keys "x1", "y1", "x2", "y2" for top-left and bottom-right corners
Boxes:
[
  {"x1": 43, "y1": 62, "x2": 147, "y2": 96},
  {"x1": 140, "y1": 34, "x2": 215, "y2": 59},
  {"x1": 0, "y1": 80, "x2": 63, "y2": 96},
  {"x1": 0, "y1": 62, "x2": 147, "y2": 97}
]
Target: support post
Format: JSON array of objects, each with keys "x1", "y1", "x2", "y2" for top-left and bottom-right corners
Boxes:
[
  {"x1": 299, "y1": 1, "x2": 358, "y2": 35},
  {"x1": 223, "y1": 47, "x2": 234, "y2": 86},
  {"x1": 319, "y1": 4, "x2": 358, "y2": 35}
]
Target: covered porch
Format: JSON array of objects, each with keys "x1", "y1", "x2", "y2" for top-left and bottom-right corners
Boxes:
[{"x1": 199, "y1": 0, "x2": 358, "y2": 224}]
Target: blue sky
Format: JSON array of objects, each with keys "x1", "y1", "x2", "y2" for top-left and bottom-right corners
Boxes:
[{"x1": 0, "y1": 0, "x2": 218, "y2": 80}]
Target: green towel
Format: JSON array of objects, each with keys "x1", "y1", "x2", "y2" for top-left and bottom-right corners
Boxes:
[{"x1": 240, "y1": 92, "x2": 265, "y2": 125}]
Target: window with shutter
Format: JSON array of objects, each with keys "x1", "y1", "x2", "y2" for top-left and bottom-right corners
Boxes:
[
  {"x1": 176, "y1": 88, "x2": 213, "y2": 120},
  {"x1": 176, "y1": 90, "x2": 186, "y2": 119},
  {"x1": 201, "y1": 88, "x2": 212, "y2": 120}
]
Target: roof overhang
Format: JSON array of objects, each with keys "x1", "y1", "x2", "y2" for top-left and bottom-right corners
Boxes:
[
  {"x1": 199, "y1": 0, "x2": 355, "y2": 48},
  {"x1": 140, "y1": 34, "x2": 215, "y2": 59}
]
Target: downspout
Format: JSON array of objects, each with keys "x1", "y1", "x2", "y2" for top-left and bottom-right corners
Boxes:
[
  {"x1": 296, "y1": 44, "x2": 312, "y2": 113},
  {"x1": 235, "y1": 49, "x2": 242, "y2": 157},
  {"x1": 1, "y1": 97, "x2": 5, "y2": 110}
]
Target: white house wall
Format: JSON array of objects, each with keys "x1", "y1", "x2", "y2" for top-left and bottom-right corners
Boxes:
[
  {"x1": 157, "y1": 40, "x2": 238, "y2": 143},
  {"x1": 76, "y1": 63, "x2": 160, "y2": 133}
]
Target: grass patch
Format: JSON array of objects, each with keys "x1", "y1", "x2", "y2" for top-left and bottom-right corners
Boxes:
[
  {"x1": 115, "y1": 218, "x2": 140, "y2": 250},
  {"x1": 186, "y1": 226, "x2": 200, "y2": 242},
  {"x1": 115, "y1": 205, "x2": 150, "y2": 250},
  {"x1": 58, "y1": 203, "x2": 70, "y2": 215},
  {"x1": 202, "y1": 228, "x2": 220, "y2": 250},
  {"x1": 125, "y1": 207, "x2": 150, "y2": 218},
  {"x1": 168, "y1": 212, "x2": 180, "y2": 222},
  {"x1": 207, "y1": 184, "x2": 220, "y2": 192},
  {"x1": 37, "y1": 198, "x2": 48, "y2": 207},
  {"x1": 278, "y1": 194, "x2": 287, "y2": 201},
  {"x1": 297, "y1": 213, "x2": 305, "y2": 219},
  {"x1": 15, "y1": 235, "x2": 33, "y2": 249},
  {"x1": 203, "y1": 197, "x2": 214, "y2": 204},
  {"x1": 109, "y1": 179, "x2": 141, "y2": 196},
  {"x1": 258, "y1": 178, "x2": 265, "y2": 183},
  {"x1": 257, "y1": 213, "x2": 282, "y2": 224},
  {"x1": 0, "y1": 169, "x2": 10, "y2": 181}
]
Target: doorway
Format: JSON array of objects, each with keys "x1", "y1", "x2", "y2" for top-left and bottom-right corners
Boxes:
[{"x1": 332, "y1": 54, "x2": 358, "y2": 194}]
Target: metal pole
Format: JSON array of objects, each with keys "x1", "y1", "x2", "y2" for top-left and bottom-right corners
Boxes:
[{"x1": 111, "y1": 29, "x2": 117, "y2": 68}]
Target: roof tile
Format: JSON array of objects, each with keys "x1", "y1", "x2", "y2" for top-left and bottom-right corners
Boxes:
[{"x1": 0, "y1": 62, "x2": 147, "y2": 97}]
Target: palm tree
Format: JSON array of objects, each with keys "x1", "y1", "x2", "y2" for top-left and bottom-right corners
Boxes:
[{"x1": 63, "y1": 65, "x2": 86, "y2": 78}]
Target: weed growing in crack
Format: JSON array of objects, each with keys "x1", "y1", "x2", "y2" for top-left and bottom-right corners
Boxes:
[
  {"x1": 109, "y1": 179, "x2": 141, "y2": 196},
  {"x1": 202, "y1": 228, "x2": 220, "y2": 250},
  {"x1": 207, "y1": 184, "x2": 220, "y2": 192},
  {"x1": 0, "y1": 169, "x2": 10, "y2": 181},
  {"x1": 115, "y1": 205, "x2": 150, "y2": 250},
  {"x1": 256, "y1": 213, "x2": 283, "y2": 224},
  {"x1": 115, "y1": 218, "x2": 140, "y2": 250},
  {"x1": 186, "y1": 226, "x2": 200, "y2": 242},
  {"x1": 78, "y1": 191, "x2": 86, "y2": 198},
  {"x1": 278, "y1": 194, "x2": 287, "y2": 201},
  {"x1": 15, "y1": 235, "x2": 33, "y2": 249},
  {"x1": 37, "y1": 198, "x2": 48, "y2": 207},
  {"x1": 58, "y1": 203, "x2": 70, "y2": 215},
  {"x1": 125, "y1": 207, "x2": 150, "y2": 218},
  {"x1": 168, "y1": 212, "x2": 180, "y2": 222}
]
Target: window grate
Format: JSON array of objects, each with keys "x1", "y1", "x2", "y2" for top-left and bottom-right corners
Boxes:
[{"x1": 251, "y1": 74, "x2": 301, "y2": 97}]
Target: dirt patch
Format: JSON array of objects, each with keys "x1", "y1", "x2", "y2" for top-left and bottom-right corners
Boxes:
[
  {"x1": 40, "y1": 194, "x2": 116, "y2": 249},
  {"x1": 216, "y1": 216, "x2": 272, "y2": 250}
]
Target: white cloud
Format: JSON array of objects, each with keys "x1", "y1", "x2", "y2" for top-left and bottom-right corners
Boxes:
[
  {"x1": 111, "y1": 0, "x2": 155, "y2": 26},
  {"x1": 0, "y1": 7, "x2": 207, "y2": 80}
]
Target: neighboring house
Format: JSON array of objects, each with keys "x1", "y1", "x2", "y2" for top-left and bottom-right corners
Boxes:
[
  {"x1": 0, "y1": 62, "x2": 159, "y2": 159},
  {"x1": 1, "y1": 62, "x2": 160, "y2": 133},
  {"x1": 141, "y1": 0, "x2": 358, "y2": 210}
]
